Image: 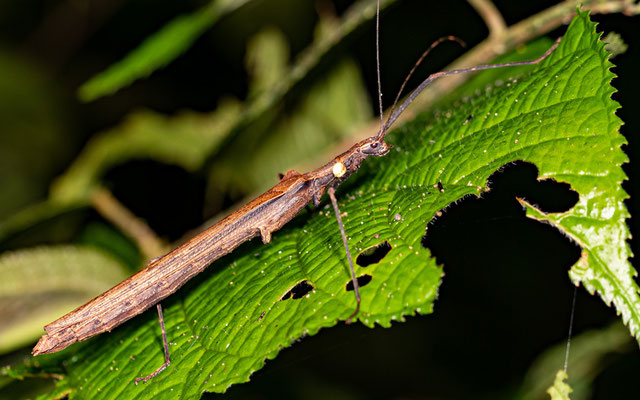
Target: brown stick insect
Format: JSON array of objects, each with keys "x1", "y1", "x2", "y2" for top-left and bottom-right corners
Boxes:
[{"x1": 32, "y1": 0, "x2": 561, "y2": 383}]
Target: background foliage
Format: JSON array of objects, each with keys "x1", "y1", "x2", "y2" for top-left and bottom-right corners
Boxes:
[{"x1": 0, "y1": 0, "x2": 639, "y2": 399}]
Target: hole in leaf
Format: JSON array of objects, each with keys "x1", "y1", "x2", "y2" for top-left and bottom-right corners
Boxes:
[
  {"x1": 356, "y1": 241, "x2": 392, "y2": 267},
  {"x1": 483, "y1": 161, "x2": 578, "y2": 213},
  {"x1": 415, "y1": 161, "x2": 599, "y2": 394},
  {"x1": 346, "y1": 274, "x2": 372, "y2": 291},
  {"x1": 422, "y1": 161, "x2": 581, "y2": 259},
  {"x1": 280, "y1": 280, "x2": 314, "y2": 300}
]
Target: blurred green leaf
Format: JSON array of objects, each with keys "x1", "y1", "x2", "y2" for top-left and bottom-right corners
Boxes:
[
  {"x1": 75, "y1": 222, "x2": 142, "y2": 271},
  {"x1": 220, "y1": 0, "x2": 398, "y2": 140},
  {"x1": 0, "y1": 201, "x2": 87, "y2": 250},
  {"x1": 205, "y1": 0, "x2": 394, "y2": 200},
  {"x1": 50, "y1": 99, "x2": 241, "y2": 203},
  {"x1": 54, "y1": 0, "x2": 393, "y2": 207},
  {"x1": 210, "y1": 55, "x2": 373, "y2": 196},
  {"x1": 0, "y1": 245, "x2": 129, "y2": 354},
  {"x1": 0, "y1": 48, "x2": 71, "y2": 219},
  {"x1": 547, "y1": 370, "x2": 573, "y2": 400},
  {"x1": 245, "y1": 27, "x2": 289, "y2": 99},
  {"x1": 78, "y1": 0, "x2": 252, "y2": 102},
  {"x1": 9, "y1": 11, "x2": 631, "y2": 399},
  {"x1": 520, "y1": 322, "x2": 632, "y2": 400},
  {"x1": 602, "y1": 31, "x2": 628, "y2": 57}
]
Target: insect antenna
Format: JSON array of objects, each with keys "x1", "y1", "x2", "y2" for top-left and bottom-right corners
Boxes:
[
  {"x1": 380, "y1": 35, "x2": 563, "y2": 137},
  {"x1": 380, "y1": 35, "x2": 466, "y2": 139},
  {"x1": 374, "y1": 0, "x2": 384, "y2": 135},
  {"x1": 334, "y1": 0, "x2": 385, "y2": 324}
]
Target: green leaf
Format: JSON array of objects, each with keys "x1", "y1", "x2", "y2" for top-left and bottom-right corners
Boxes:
[
  {"x1": 19, "y1": 11, "x2": 631, "y2": 399},
  {"x1": 0, "y1": 246, "x2": 129, "y2": 353},
  {"x1": 518, "y1": 13, "x2": 637, "y2": 340},
  {"x1": 547, "y1": 370, "x2": 573, "y2": 400},
  {"x1": 77, "y1": 0, "x2": 252, "y2": 102}
]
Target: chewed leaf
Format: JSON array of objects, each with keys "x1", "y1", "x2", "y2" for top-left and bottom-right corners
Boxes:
[
  {"x1": 0, "y1": 246, "x2": 129, "y2": 353},
  {"x1": 515, "y1": 14, "x2": 637, "y2": 341},
  {"x1": 16, "y1": 11, "x2": 631, "y2": 400}
]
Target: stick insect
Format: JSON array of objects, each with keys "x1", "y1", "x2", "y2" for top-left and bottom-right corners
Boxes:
[{"x1": 32, "y1": 0, "x2": 561, "y2": 383}]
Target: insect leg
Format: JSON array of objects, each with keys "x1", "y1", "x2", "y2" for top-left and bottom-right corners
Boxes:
[
  {"x1": 259, "y1": 227, "x2": 272, "y2": 244},
  {"x1": 135, "y1": 303, "x2": 171, "y2": 384},
  {"x1": 327, "y1": 187, "x2": 360, "y2": 324}
]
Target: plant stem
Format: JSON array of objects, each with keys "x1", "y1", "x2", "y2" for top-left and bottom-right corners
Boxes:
[
  {"x1": 91, "y1": 187, "x2": 168, "y2": 260},
  {"x1": 467, "y1": 0, "x2": 507, "y2": 39}
]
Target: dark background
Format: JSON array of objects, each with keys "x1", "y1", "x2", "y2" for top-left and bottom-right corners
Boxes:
[{"x1": 0, "y1": 0, "x2": 638, "y2": 399}]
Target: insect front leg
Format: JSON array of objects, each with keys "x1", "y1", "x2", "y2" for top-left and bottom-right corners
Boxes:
[{"x1": 327, "y1": 187, "x2": 360, "y2": 323}]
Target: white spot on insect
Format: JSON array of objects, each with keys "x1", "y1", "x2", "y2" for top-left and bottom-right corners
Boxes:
[{"x1": 332, "y1": 162, "x2": 346, "y2": 178}]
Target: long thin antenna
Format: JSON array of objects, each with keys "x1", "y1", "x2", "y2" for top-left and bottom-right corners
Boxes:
[
  {"x1": 375, "y1": 0, "x2": 384, "y2": 133},
  {"x1": 382, "y1": 36, "x2": 465, "y2": 139},
  {"x1": 563, "y1": 285, "x2": 578, "y2": 373},
  {"x1": 381, "y1": 36, "x2": 562, "y2": 136},
  {"x1": 335, "y1": 0, "x2": 382, "y2": 325}
]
